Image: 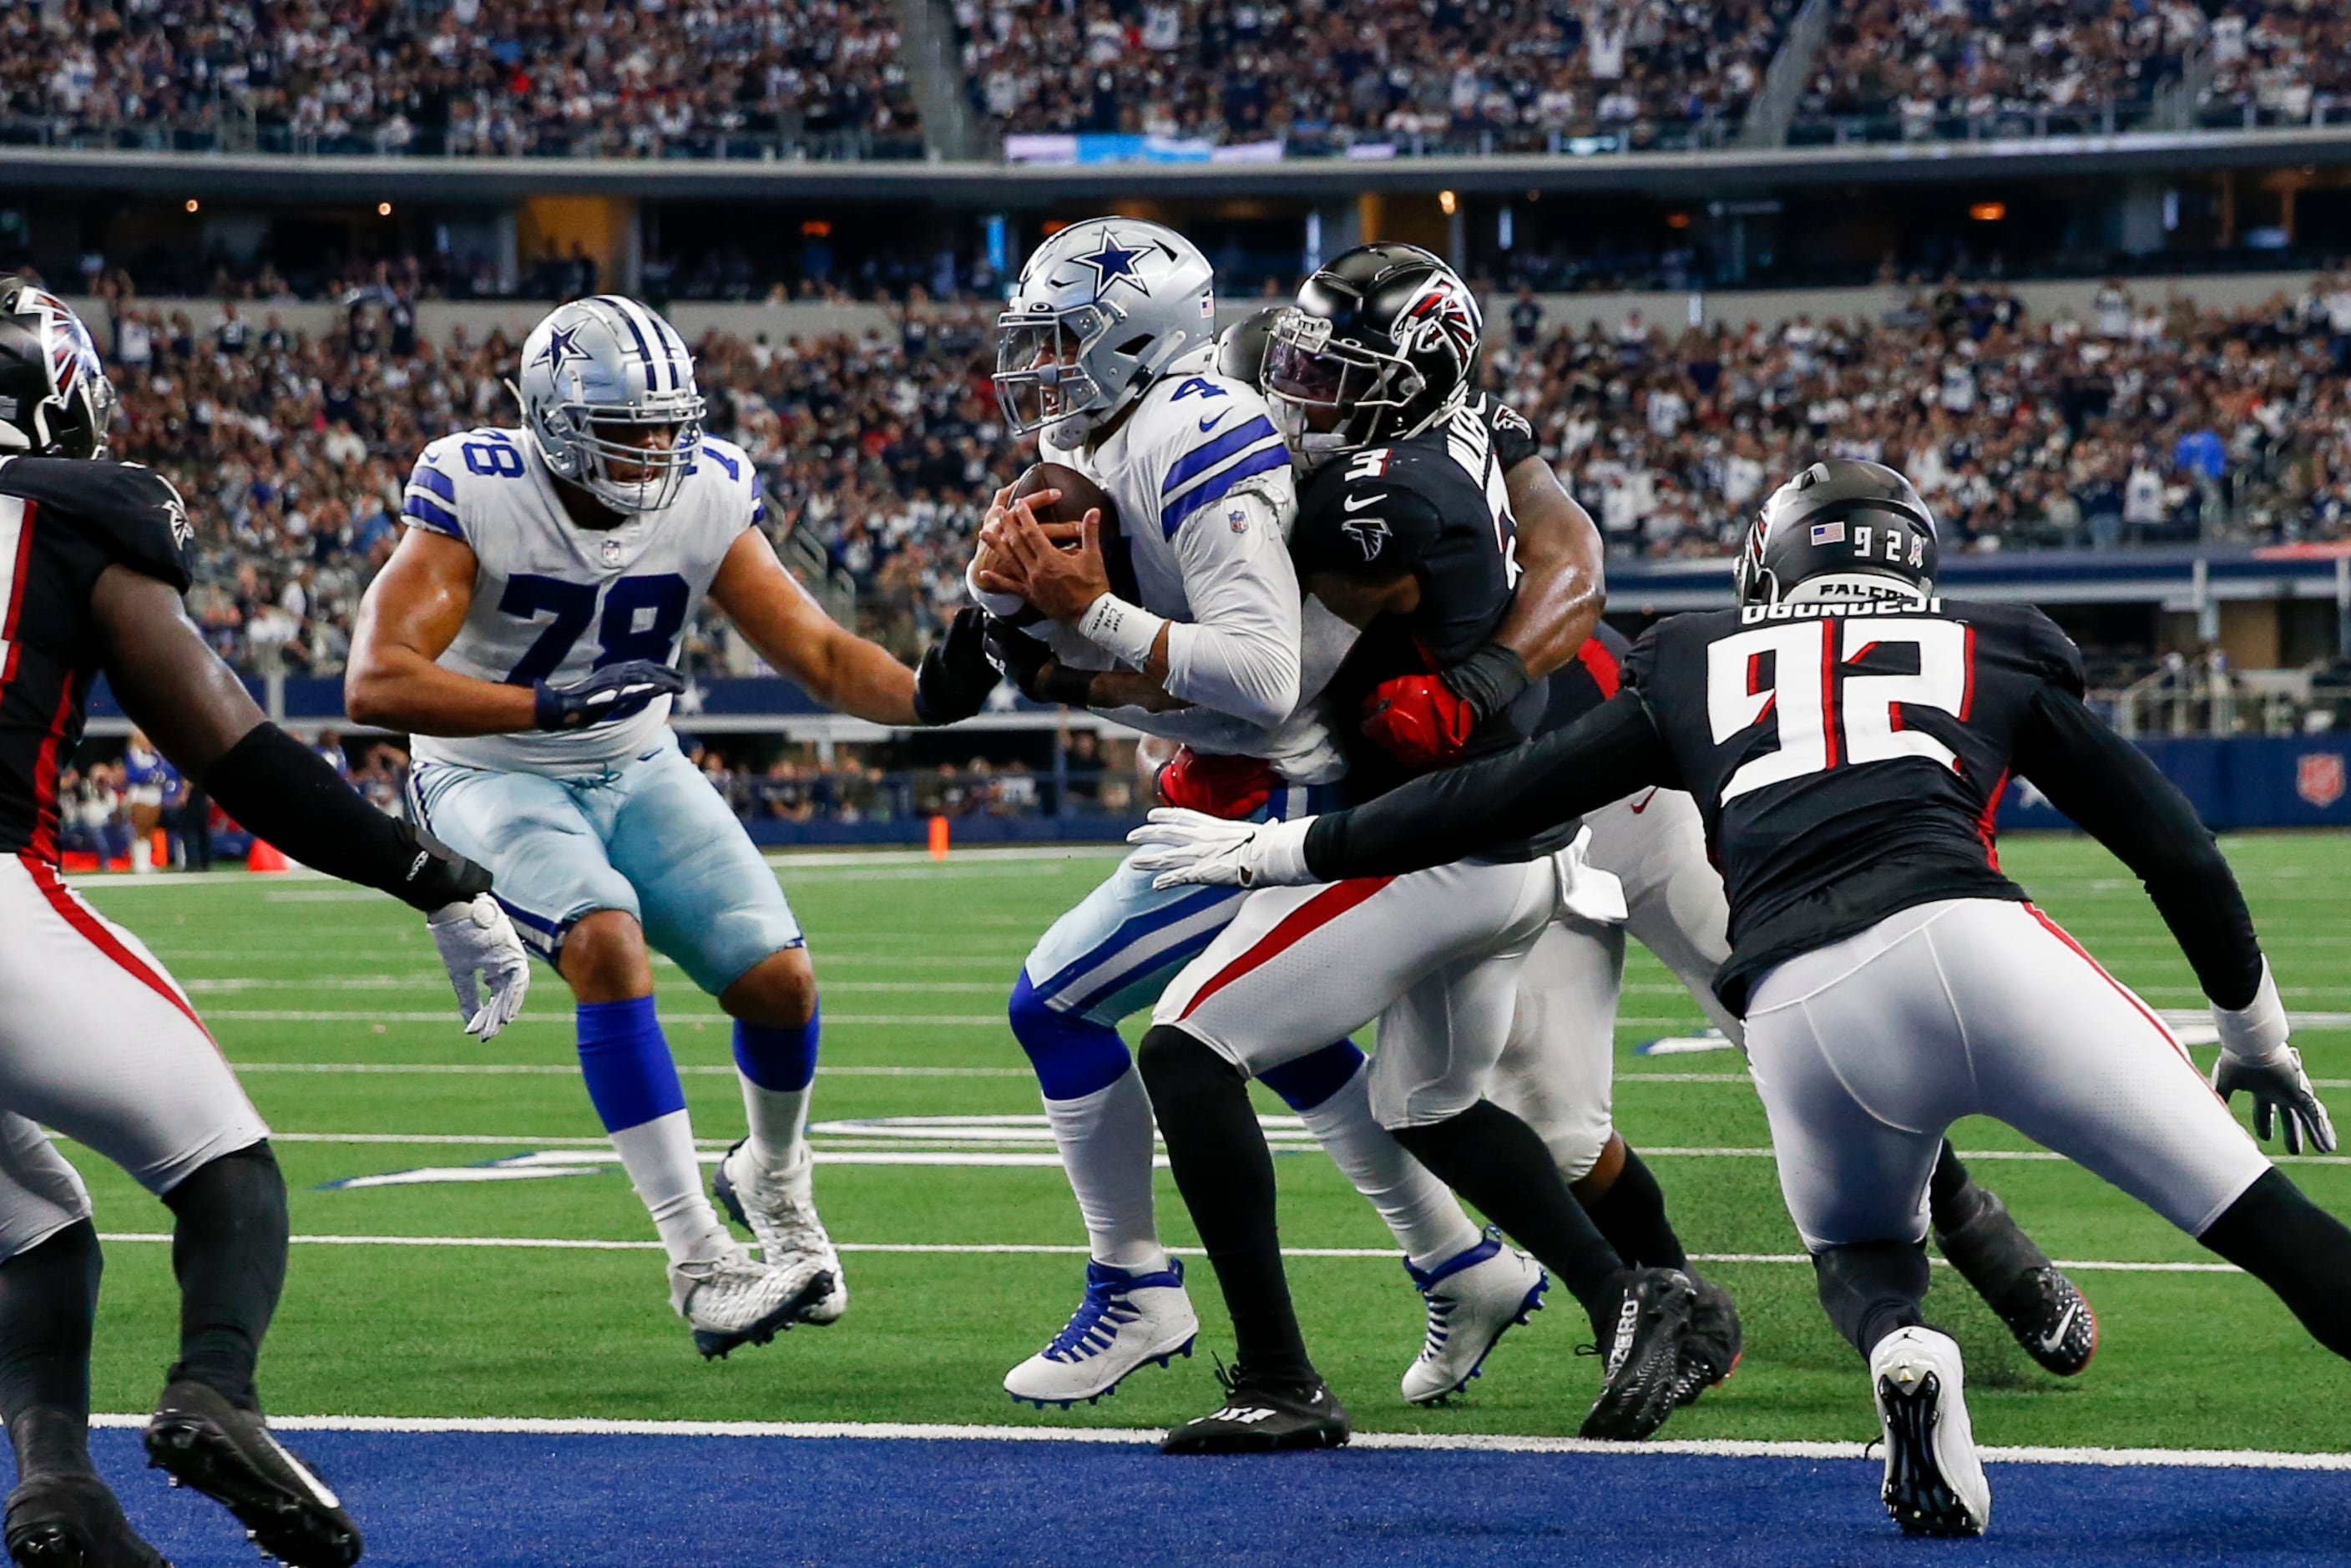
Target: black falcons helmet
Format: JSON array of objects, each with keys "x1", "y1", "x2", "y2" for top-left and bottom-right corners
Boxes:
[
  {"x1": 1262, "y1": 242, "x2": 1481, "y2": 464},
  {"x1": 1734, "y1": 458, "x2": 1939, "y2": 608},
  {"x1": 0, "y1": 280, "x2": 115, "y2": 461}
]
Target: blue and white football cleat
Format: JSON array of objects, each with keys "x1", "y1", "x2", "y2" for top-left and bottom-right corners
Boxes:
[
  {"x1": 1004, "y1": 1259, "x2": 1200, "y2": 1409},
  {"x1": 1400, "y1": 1228, "x2": 1548, "y2": 1404}
]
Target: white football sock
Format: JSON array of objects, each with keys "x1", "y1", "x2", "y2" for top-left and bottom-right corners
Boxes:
[
  {"x1": 1301, "y1": 1059, "x2": 1483, "y2": 1273},
  {"x1": 131, "y1": 836, "x2": 152, "y2": 873},
  {"x1": 610, "y1": 1109, "x2": 730, "y2": 1265},
  {"x1": 1042, "y1": 1066, "x2": 1167, "y2": 1272},
  {"x1": 739, "y1": 1075, "x2": 812, "y2": 1174}
]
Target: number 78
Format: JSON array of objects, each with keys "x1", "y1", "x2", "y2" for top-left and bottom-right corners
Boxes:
[{"x1": 1708, "y1": 618, "x2": 1973, "y2": 802}]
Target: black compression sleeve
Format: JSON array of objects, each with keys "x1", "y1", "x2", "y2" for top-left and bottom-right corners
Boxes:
[
  {"x1": 200, "y1": 724, "x2": 489, "y2": 913},
  {"x1": 2012, "y1": 685, "x2": 2263, "y2": 1009},
  {"x1": 1304, "y1": 689, "x2": 1675, "y2": 880}
]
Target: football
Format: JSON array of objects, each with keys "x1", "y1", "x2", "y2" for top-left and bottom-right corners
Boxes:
[{"x1": 1010, "y1": 461, "x2": 1115, "y2": 544}]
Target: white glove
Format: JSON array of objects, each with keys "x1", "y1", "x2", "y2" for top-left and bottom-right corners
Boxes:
[
  {"x1": 2211, "y1": 960, "x2": 2336, "y2": 1155},
  {"x1": 427, "y1": 894, "x2": 532, "y2": 1040},
  {"x1": 1125, "y1": 808, "x2": 1317, "y2": 890}
]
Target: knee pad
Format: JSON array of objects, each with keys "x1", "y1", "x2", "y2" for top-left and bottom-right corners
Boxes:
[
  {"x1": 1136, "y1": 1024, "x2": 1246, "y2": 1110},
  {"x1": 162, "y1": 1141, "x2": 282, "y2": 1215},
  {"x1": 1009, "y1": 973, "x2": 1132, "y2": 1101}
]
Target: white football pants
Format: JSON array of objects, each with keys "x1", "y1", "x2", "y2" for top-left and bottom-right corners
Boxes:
[
  {"x1": 0, "y1": 854, "x2": 269, "y2": 1260},
  {"x1": 1743, "y1": 896, "x2": 2271, "y2": 1250}
]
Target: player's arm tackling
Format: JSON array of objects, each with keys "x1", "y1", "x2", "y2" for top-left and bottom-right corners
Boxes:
[{"x1": 708, "y1": 528, "x2": 993, "y2": 726}]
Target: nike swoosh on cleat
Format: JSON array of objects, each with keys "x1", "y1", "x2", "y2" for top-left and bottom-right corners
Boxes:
[{"x1": 2037, "y1": 1302, "x2": 2079, "y2": 1355}]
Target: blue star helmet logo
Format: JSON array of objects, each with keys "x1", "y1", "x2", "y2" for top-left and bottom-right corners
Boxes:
[
  {"x1": 534, "y1": 322, "x2": 590, "y2": 369},
  {"x1": 1073, "y1": 232, "x2": 1151, "y2": 301}
]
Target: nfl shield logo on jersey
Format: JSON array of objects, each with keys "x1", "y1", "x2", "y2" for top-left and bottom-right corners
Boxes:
[
  {"x1": 602, "y1": 537, "x2": 624, "y2": 565},
  {"x1": 2296, "y1": 751, "x2": 2346, "y2": 809}
]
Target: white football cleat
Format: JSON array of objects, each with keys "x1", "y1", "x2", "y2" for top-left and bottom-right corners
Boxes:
[
  {"x1": 1871, "y1": 1325, "x2": 1990, "y2": 1537},
  {"x1": 1401, "y1": 1230, "x2": 1549, "y2": 1404},
  {"x1": 670, "y1": 1241, "x2": 833, "y2": 1360},
  {"x1": 1004, "y1": 1258, "x2": 1200, "y2": 1409},
  {"x1": 715, "y1": 1139, "x2": 847, "y2": 1324}
]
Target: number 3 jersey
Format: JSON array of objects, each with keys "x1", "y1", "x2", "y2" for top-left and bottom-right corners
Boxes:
[{"x1": 400, "y1": 426, "x2": 761, "y2": 775}]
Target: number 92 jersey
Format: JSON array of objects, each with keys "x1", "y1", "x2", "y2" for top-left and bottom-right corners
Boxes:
[
  {"x1": 399, "y1": 426, "x2": 761, "y2": 776},
  {"x1": 1624, "y1": 595, "x2": 2083, "y2": 1009}
]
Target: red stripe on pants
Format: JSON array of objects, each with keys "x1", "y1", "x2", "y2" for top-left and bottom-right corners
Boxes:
[
  {"x1": 2023, "y1": 901, "x2": 2204, "y2": 1080},
  {"x1": 20, "y1": 854, "x2": 214, "y2": 1043},
  {"x1": 1180, "y1": 877, "x2": 1395, "y2": 1021}
]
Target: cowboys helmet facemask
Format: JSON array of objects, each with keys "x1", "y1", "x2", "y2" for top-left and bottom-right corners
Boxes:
[
  {"x1": 0, "y1": 281, "x2": 117, "y2": 461},
  {"x1": 993, "y1": 217, "x2": 1216, "y2": 453},
  {"x1": 512, "y1": 295, "x2": 706, "y2": 514},
  {"x1": 1261, "y1": 243, "x2": 1482, "y2": 468},
  {"x1": 1734, "y1": 458, "x2": 1940, "y2": 609}
]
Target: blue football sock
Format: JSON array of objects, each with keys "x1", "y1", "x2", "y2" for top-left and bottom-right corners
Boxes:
[
  {"x1": 577, "y1": 996, "x2": 686, "y2": 1134},
  {"x1": 736, "y1": 1008, "x2": 821, "y2": 1168}
]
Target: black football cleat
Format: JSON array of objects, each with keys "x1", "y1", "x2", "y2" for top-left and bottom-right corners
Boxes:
[
  {"x1": 1579, "y1": 1267, "x2": 1699, "y2": 1441},
  {"x1": 1160, "y1": 1365, "x2": 1350, "y2": 1454},
  {"x1": 1668, "y1": 1273, "x2": 1744, "y2": 1408},
  {"x1": 5, "y1": 1474, "x2": 169, "y2": 1568},
  {"x1": 1935, "y1": 1189, "x2": 2096, "y2": 1376},
  {"x1": 144, "y1": 1380, "x2": 361, "y2": 1567}
]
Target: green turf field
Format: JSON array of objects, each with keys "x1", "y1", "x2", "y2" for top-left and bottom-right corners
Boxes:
[{"x1": 58, "y1": 834, "x2": 2351, "y2": 1454}]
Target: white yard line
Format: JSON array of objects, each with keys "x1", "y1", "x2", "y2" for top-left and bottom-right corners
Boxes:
[
  {"x1": 85, "y1": 1232, "x2": 2246, "y2": 1275},
  {"x1": 68, "y1": 1411, "x2": 2348, "y2": 1467}
]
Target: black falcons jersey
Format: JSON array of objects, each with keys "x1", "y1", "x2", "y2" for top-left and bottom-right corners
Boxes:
[
  {"x1": 1623, "y1": 596, "x2": 2081, "y2": 1009},
  {"x1": 1292, "y1": 396, "x2": 1549, "y2": 806},
  {"x1": 0, "y1": 457, "x2": 195, "y2": 860}
]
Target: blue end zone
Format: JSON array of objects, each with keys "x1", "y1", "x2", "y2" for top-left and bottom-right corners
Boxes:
[{"x1": 67, "y1": 1429, "x2": 2351, "y2": 1567}]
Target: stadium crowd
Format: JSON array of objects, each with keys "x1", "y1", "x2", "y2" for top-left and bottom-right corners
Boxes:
[
  {"x1": 63, "y1": 271, "x2": 2351, "y2": 686},
  {"x1": 958, "y1": 0, "x2": 1793, "y2": 149},
  {"x1": 0, "y1": 0, "x2": 920, "y2": 159}
]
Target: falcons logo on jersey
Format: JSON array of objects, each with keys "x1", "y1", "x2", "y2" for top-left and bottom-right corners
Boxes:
[{"x1": 1390, "y1": 275, "x2": 1480, "y2": 375}]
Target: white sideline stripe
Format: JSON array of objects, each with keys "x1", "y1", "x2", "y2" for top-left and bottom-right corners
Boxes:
[
  {"x1": 228, "y1": 1063, "x2": 1032, "y2": 1078},
  {"x1": 68, "y1": 1413, "x2": 2351, "y2": 1469},
  {"x1": 65, "y1": 847, "x2": 1125, "y2": 892},
  {"x1": 83, "y1": 1233, "x2": 2247, "y2": 1273}
]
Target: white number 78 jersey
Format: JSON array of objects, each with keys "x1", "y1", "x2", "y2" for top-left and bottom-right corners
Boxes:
[{"x1": 398, "y1": 426, "x2": 761, "y2": 776}]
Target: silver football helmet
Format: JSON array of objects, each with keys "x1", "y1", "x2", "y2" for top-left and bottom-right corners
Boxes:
[
  {"x1": 513, "y1": 296, "x2": 705, "y2": 513},
  {"x1": 994, "y1": 217, "x2": 1216, "y2": 452}
]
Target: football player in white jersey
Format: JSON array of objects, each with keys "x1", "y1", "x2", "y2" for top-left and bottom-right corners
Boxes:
[
  {"x1": 346, "y1": 296, "x2": 999, "y2": 1358},
  {"x1": 968, "y1": 219, "x2": 1553, "y2": 1415}
]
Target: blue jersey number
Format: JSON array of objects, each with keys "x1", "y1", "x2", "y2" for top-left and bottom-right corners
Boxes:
[
  {"x1": 498, "y1": 573, "x2": 689, "y2": 685},
  {"x1": 1168, "y1": 377, "x2": 1228, "y2": 402},
  {"x1": 461, "y1": 440, "x2": 526, "y2": 478}
]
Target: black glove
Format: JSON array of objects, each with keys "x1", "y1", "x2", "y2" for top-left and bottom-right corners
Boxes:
[
  {"x1": 390, "y1": 818, "x2": 494, "y2": 912},
  {"x1": 913, "y1": 607, "x2": 999, "y2": 726},
  {"x1": 533, "y1": 660, "x2": 685, "y2": 731},
  {"x1": 1442, "y1": 641, "x2": 1534, "y2": 722},
  {"x1": 984, "y1": 616, "x2": 1097, "y2": 707}
]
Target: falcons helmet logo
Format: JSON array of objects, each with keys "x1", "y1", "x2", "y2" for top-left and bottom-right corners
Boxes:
[{"x1": 1388, "y1": 275, "x2": 1481, "y2": 376}]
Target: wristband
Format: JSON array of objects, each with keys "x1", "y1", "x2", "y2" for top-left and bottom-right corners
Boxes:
[
  {"x1": 2212, "y1": 958, "x2": 2289, "y2": 1062},
  {"x1": 1078, "y1": 594, "x2": 1168, "y2": 671},
  {"x1": 1442, "y1": 642, "x2": 1533, "y2": 722}
]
